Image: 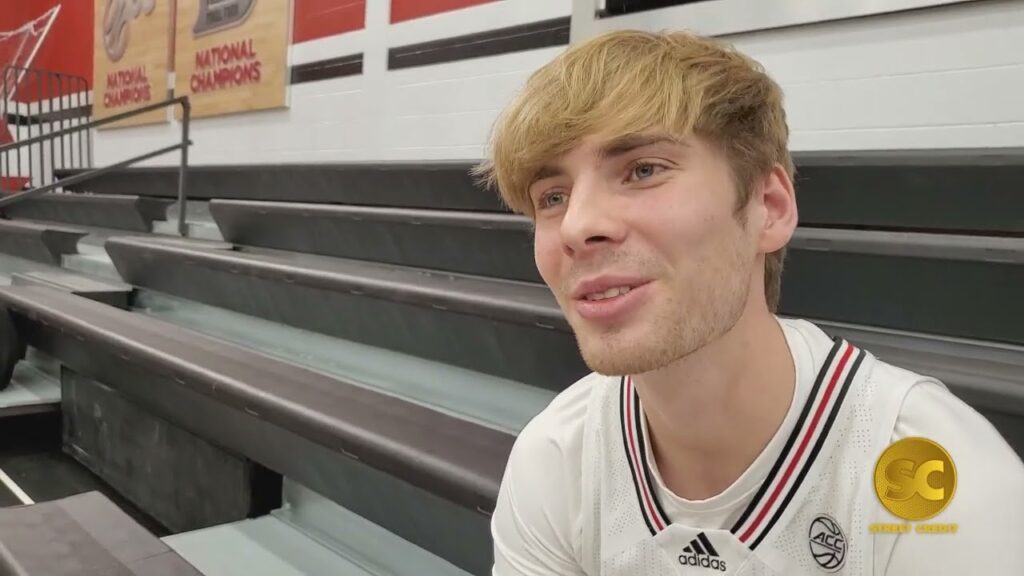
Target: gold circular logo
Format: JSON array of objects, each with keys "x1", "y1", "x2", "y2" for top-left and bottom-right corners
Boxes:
[{"x1": 874, "y1": 437, "x2": 956, "y2": 521}]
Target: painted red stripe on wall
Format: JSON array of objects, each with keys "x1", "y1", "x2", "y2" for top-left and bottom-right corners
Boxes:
[
  {"x1": 293, "y1": 0, "x2": 366, "y2": 44},
  {"x1": 390, "y1": 0, "x2": 496, "y2": 24}
]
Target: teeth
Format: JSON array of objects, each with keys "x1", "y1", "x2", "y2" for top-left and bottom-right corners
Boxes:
[{"x1": 585, "y1": 286, "x2": 632, "y2": 301}]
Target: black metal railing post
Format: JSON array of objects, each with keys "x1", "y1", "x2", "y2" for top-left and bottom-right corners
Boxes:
[
  {"x1": 0, "y1": 94, "x2": 192, "y2": 213},
  {"x1": 34, "y1": 69, "x2": 42, "y2": 188},
  {"x1": 1, "y1": 66, "x2": 95, "y2": 189},
  {"x1": 0, "y1": 66, "x2": 190, "y2": 225},
  {"x1": 47, "y1": 72, "x2": 55, "y2": 187},
  {"x1": 178, "y1": 98, "x2": 191, "y2": 237},
  {"x1": 2, "y1": 71, "x2": 8, "y2": 189},
  {"x1": 13, "y1": 71, "x2": 20, "y2": 189},
  {"x1": 74, "y1": 76, "x2": 82, "y2": 169},
  {"x1": 86, "y1": 77, "x2": 93, "y2": 168},
  {"x1": 60, "y1": 72, "x2": 67, "y2": 173}
]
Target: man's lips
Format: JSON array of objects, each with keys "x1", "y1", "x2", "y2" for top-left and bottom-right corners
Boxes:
[
  {"x1": 569, "y1": 276, "x2": 652, "y2": 322},
  {"x1": 570, "y1": 275, "x2": 651, "y2": 301}
]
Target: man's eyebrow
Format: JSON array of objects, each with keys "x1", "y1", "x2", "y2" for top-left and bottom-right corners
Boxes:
[
  {"x1": 599, "y1": 133, "x2": 686, "y2": 159},
  {"x1": 526, "y1": 134, "x2": 684, "y2": 188},
  {"x1": 528, "y1": 165, "x2": 564, "y2": 188}
]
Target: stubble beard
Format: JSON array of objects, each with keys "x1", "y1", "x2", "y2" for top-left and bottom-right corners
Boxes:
[{"x1": 571, "y1": 238, "x2": 755, "y2": 377}]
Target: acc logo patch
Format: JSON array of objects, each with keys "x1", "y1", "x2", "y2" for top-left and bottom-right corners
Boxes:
[{"x1": 808, "y1": 515, "x2": 847, "y2": 572}]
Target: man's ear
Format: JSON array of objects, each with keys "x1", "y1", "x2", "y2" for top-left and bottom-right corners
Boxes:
[{"x1": 758, "y1": 164, "x2": 798, "y2": 253}]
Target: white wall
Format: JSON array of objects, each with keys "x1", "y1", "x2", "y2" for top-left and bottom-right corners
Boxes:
[
  {"x1": 724, "y1": 0, "x2": 1024, "y2": 151},
  {"x1": 91, "y1": 0, "x2": 1024, "y2": 167}
]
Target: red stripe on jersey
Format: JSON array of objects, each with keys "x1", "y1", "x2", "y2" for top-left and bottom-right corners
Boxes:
[
  {"x1": 738, "y1": 342, "x2": 855, "y2": 543},
  {"x1": 625, "y1": 378, "x2": 666, "y2": 532}
]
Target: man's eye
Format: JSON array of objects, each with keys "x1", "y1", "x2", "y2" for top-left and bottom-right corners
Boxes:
[
  {"x1": 539, "y1": 191, "x2": 567, "y2": 209},
  {"x1": 627, "y1": 162, "x2": 663, "y2": 182}
]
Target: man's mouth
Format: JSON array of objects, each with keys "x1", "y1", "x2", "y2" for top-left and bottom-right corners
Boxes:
[
  {"x1": 569, "y1": 277, "x2": 652, "y2": 322},
  {"x1": 582, "y1": 285, "x2": 634, "y2": 301}
]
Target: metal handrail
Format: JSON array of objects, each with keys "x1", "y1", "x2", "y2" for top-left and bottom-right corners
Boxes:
[
  {"x1": 0, "y1": 95, "x2": 193, "y2": 236},
  {"x1": 2, "y1": 66, "x2": 91, "y2": 176}
]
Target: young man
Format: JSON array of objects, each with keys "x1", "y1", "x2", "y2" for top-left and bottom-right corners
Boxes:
[{"x1": 478, "y1": 30, "x2": 1024, "y2": 575}]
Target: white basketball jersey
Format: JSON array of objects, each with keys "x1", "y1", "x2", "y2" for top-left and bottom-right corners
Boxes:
[{"x1": 578, "y1": 336, "x2": 917, "y2": 575}]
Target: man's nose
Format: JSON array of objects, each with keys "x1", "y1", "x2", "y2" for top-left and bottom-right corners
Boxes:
[{"x1": 559, "y1": 176, "x2": 626, "y2": 257}]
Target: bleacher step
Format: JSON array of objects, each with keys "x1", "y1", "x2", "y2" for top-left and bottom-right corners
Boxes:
[
  {"x1": 62, "y1": 251, "x2": 122, "y2": 282},
  {"x1": 166, "y1": 483, "x2": 470, "y2": 576},
  {"x1": 151, "y1": 220, "x2": 225, "y2": 241},
  {"x1": 54, "y1": 164, "x2": 505, "y2": 211},
  {"x1": 153, "y1": 200, "x2": 226, "y2": 240},
  {"x1": 134, "y1": 290, "x2": 554, "y2": 434},
  {"x1": 0, "y1": 492, "x2": 199, "y2": 575},
  {"x1": 0, "y1": 220, "x2": 87, "y2": 265},
  {"x1": 106, "y1": 236, "x2": 584, "y2": 390},
  {"x1": 782, "y1": 228, "x2": 1024, "y2": 345},
  {"x1": 0, "y1": 359, "x2": 60, "y2": 417},
  {"x1": 168, "y1": 516, "x2": 380, "y2": 576},
  {"x1": 0, "y1": 193, "x2": 172, "y2": 232},
  {"x1": 12, "y1": 269, "x2": 132, "y2": 308},
  {"x1": 209, "y1": 199, "x2": 535, "y2": 281}
]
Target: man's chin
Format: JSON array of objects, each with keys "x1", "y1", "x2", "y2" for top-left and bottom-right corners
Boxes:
[{"x1": 576, "y1": 333, "x2": 675, "y2": 377}]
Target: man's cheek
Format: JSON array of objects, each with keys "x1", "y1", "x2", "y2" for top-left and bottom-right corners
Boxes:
[{"x1": 534, "y1": 248, "x2": 560, "y2": 290}]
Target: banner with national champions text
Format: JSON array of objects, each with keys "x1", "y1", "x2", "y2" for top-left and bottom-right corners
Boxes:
[
  {"x1": 93, "y1": 0, "x2": 172, "y2": 128},
  {"x1": 174, "y1": 0, "x2": 290, "y2": 119}
]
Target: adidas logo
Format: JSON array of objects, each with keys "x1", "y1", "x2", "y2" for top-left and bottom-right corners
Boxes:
[{"x1": 677, "y1": 532, "x2": 727, "y2": 572}]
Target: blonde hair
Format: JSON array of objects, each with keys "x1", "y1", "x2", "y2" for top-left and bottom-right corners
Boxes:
[{"x1": 476, "y1": 29, "x2": 793, "y2": 311}]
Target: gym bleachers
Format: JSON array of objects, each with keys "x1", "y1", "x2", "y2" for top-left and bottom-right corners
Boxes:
[
  {"x1": 1, "y1": 193, "x2": 171, "y2": 232},
  {"x1": 0, "y1": 151, "x2": 1018, "y2": 574},
  {"x1": 0, "y1": 284, "x2": 506, "y2": 573},
  {"x1": 103, "y1": 235, "x2": 579, "y2": 390}
]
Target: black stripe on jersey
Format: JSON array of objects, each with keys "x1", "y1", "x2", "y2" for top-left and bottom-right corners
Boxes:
[
  {"x1": 730, "y1": 338, "x2": 844, "y2": 534},
  {"x1": 683, "y1": 545, "x2": 694, "y2": 553},
  {"x1": 698, "y1": 532, "x2": 720, "y2": 557},
  {"x1": 620, "y1": 377, "x2": 658, "y2": 536},
  {"x1": 633, "y1": 387, "x2": 672, "y2": 529},
  {"x1": 691, "y1": 538, "x2": 707, "y2": 555},
  {"x1": 749, "y1": 348, "x2": 865, "y2": 550}
]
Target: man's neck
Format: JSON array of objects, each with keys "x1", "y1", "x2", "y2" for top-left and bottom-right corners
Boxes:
[{"x1": 632, "y1": 304, "x2": 795, "y2": 502}]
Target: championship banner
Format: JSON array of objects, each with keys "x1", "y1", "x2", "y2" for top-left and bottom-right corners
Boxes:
[
  {"x1": 174, "y1": 0, "x2": 290, "y2": 119},
  {"x1": 93, "y1": 0, "x2": 172, "y2": 128}
]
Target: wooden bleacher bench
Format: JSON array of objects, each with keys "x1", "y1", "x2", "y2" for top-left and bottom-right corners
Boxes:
[{"x1": 0, "y1": 285, "x2": 511, "y2": 573}]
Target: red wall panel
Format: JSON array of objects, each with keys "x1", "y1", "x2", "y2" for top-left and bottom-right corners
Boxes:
[
  {"x1": 293, "y1": 0, "x2": 366, "y2": 44},
  {"x1": 0, "y1": 6, "x2": 34, "y2": 31},
  {"x1": 31, "y1": 0, "x2": 93, "y2": 85},
  {"x1": 390, "y1": 0, "x2": 495, "y2": 24},
  {"x1": 0, "y1": 0, "x2": 93, "y2": 101}
]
